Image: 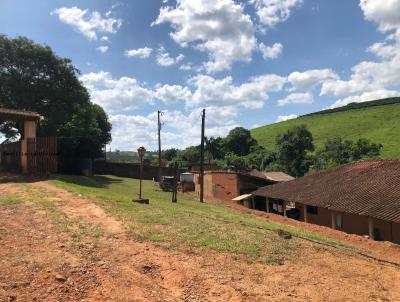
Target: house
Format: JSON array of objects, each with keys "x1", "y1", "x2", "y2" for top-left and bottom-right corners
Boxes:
[
  {"x1": 251, "y1": 160, "x2": 400, "y2": 244},
  {"x1": 193, "y1": 170, "x2": 293, "y2": 202}
]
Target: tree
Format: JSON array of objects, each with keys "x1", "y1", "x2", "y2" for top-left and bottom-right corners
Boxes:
[
  {"x1": 0, "y1": 35, "x2": 111, "y2": 166},
  {"x1": 314, "y1": 137, "x2": 382, "y2": 170},
  {"x1": 276, "y1": 125, "x2": 314, "y2": 177},
  {"x1": 205, "y1": 136, "x2": 225, "y2": 162},
  {"x1": 245, "y1": 145, "x2": 276, "y2": 171},
  {"x1": 352, "y1": 138, "x2": 382, "y2": 160},
  {"x1": 223, "y1": 152, "x2": 248, "y2": 172},
  {"x1": 223, "y1": 127, "x2": 257, "y2": 156},
  {"x1": 163, "y1": 148, "x2": 178, "y2": 161}
]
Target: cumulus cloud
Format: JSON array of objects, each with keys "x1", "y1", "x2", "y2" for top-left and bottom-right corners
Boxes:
[
  {"x1": 109, "y1": 107, "x2": 238, "y2": 150},
  {"x1": 259, "y1": 42, "x2": 283, "y2": 59},
  {"x1": 156, "y1": 47, "x2": 184, "y2": 66},
  {"x1": 277, "y1": 92, "x2": 313, "y2": 106},
  {"x1": 276, "y1": 114, "x2": 298, "y2": 122},
  {"x1": 329, "y1": 89, "x2": 400, "y2": 109},
  {"x1": 288, "y1": 69, "x2": 339, "y2": 91},
  {"x1": 188, "y1": 74, "x2": 286, "y2": 109},
  {"x1": 154, "y1": 84, "x2": 192, "y2": 104},
  {"x1": 96, "y1": 45, "x2": 109, "y2": 53},
  {"x1": 251, "y1": 0, "x2": 303, "y2": 28},
  {"x1": 124, "y1": 47, "x2": 153, "y2": 58},
  {"x1": 152, "y1": 0, "x2": 257, "y2": 73},
  {"x1": 51, "y1": 6, "x2": 122, "y2": 40},
  {"x1": 319, "y1": 0, "x2": 400, "y2": 109},
  {"x1": 79, "y1": 71, "x2": 154, "y2": 112}
]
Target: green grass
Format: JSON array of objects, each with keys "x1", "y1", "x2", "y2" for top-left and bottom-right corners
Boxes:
[
  {"x1": 251, "y1": 102, "x2": 400, "y2": 159},
  {"x1": 49, "y1": 174, "x2": 350, "y2": 263},
  {"x1": 0, "y1": 195, "x2": 20, "y2": 206}
]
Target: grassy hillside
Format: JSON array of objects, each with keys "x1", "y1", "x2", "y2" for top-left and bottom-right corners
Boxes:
[{"x1": 251, "y1": 101, "x2": 400, "y2": 159}]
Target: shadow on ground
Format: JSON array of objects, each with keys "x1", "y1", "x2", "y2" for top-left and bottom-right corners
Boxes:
[{"x1": 51, "y1": 174, "x2": 123, "y2": 189}]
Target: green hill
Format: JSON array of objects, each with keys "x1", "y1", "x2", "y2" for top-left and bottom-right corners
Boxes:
[{"x1": 251, "y1": 98, "x2": 400, "y2": 159}]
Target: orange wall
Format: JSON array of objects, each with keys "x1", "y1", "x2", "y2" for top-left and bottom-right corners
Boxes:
[{"x1": 295, "y1": 202, "x2": 399, "y2": 244}]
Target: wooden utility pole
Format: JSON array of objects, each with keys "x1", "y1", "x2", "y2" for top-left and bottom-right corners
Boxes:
[
  {"x1": 199, "y1": 109, "x2": 205, "y2": 203},
  {"x1": 157, "y1": 111, "x2": 162, "y2": 182}
]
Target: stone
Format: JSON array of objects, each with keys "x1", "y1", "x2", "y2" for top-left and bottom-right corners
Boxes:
[{"x1": 55, "y1": 274, "x2": 67, "y2": 282}]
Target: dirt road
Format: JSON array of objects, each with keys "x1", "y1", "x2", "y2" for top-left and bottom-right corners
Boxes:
[{"x1": 0, "y1": 179, "x2": 399, "y2": 302}]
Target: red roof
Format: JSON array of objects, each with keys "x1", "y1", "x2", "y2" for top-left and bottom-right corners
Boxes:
[{"x1": 252, "y1": 160, "x2": 400, "y2": 223}]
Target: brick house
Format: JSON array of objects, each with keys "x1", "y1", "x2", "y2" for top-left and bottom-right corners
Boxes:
[
  {"x1": 251, "y1": 160, "x2": 400, "y2": 244},
  {"x1": 193, "y1": 171, "x2": 292, "y2": 202}
]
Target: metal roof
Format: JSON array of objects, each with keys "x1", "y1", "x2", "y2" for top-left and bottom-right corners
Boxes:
[
  {"x1": 252, "y1": 160, "x2": 400, "y2": 223},
  {"x1": 0, "y1": 108, "x2": 43, "y2": 122},
  {"x1": 232, "y1": 194, "x2": 252, "y2": 201}
]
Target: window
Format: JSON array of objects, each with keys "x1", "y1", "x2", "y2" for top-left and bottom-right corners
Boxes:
[{"x1": 307, "y1": 205, "x2": 318, "y2": 215}]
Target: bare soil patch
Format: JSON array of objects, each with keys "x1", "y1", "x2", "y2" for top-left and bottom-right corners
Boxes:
[{"x1": 0, "y1": 179, "x2": 399, "y2": 301}]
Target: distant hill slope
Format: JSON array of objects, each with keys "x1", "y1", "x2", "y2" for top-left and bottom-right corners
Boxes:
[{"x1": 251, "y1": 98, "x2": 400, "y2": 159}]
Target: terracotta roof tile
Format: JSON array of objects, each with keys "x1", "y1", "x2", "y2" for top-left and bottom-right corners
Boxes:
[{"x1": 252, "y1": 160, "x2": 400, "y2": 223}]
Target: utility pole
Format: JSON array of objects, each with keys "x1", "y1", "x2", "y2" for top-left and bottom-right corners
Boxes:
[
  {"x1": 199, "y1": 109, "x2": 205, "y2": 203},
  {"x1": 157, "y1": 111, "x2": 162, "y2": 182}
]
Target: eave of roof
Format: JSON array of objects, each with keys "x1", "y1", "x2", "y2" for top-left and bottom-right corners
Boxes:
[{"x1": 0, "y1": 108, "x2": 43, "y2": 122}]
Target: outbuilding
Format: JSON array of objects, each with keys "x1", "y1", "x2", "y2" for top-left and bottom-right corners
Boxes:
[{"x1": 251, "y1": 160, "x2": 400, "y2": 243}]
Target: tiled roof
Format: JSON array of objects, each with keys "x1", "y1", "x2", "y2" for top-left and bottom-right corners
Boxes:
[
  {"x1": 252, "y1": 160, "x2": 400, "y2": 223},
  {"x1": 249, "y1": 170, "x2": 295, "y2": 182},
  {"x1": 0, "y1": 108, "x2": 43, "y2": 121}
]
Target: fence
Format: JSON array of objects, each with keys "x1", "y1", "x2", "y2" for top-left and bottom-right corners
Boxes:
[
  {"x1": 0, "y1": 137, "x2": 57, "y2": 175},
  {"x1": 27, "y1": 137, "x2": 58, "y2": 175},
  {"x1": 0, "y1": 141, "x2": 21, "y2": 172},
  {"x1": 94, "y1": 160, "x2": 187, "y2": 180}
]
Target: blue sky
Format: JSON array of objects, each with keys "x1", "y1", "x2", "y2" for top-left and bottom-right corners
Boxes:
[{"x1": 1, "y1": 0, "x2": 399, "y2": 150}]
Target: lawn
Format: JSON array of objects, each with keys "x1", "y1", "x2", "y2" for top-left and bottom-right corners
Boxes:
[{"x1": 50, "y1": 174, "x2": 349, "y2": 264}]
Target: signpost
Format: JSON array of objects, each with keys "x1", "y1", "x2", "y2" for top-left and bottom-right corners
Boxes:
[{"x1": 133, "y1": 146, "x2": 149, "y2": 204}]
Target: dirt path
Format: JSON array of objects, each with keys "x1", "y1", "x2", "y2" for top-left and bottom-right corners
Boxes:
[{"x1": 1, "y1": 180, "x2": 399, "y2": 301}]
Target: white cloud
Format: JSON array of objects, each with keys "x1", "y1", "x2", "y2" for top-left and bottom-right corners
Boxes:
[
  {"x1": 188, "y1": 73, "x2": 286, "y2": 109},
  {"x1": 288, "y1": 69, "x2": 339, "y2": 91},
  {"x1": 100, "y1": 36, "x2": 110, "y2": 42},
  {"x1": 359, "y1": 0, "x2": 400, "y2": 34},
  {"x1": 154, "y1": 84, "x2": 192, "y2": 104},
  {"x1": 329, "y1": 89, "x2": 400, "y2": 109},
  {"x1": 322, "y1": 0, "x2": 400, "y2": 102},
  {"x1": 259, "y1": 42, "x2": 283, "y2": 59},
  {"x1": 96, "y1": 45, "x2": 109, "y2": 53},
  {"x1": 156, "y1": 47, "x2": 184, "y2": 66},
  {"x1": 251, "y1": 0, "x2": 303, "y2": 28},
  {"x1": 51, "y1": 6, "x2": 122, "y2": 40},
  {"x1": 152, "y1": 0, "x2": 257, "y2": 73},
  {"x1": 277, "y1": 92, "x2": 313, "y2": 106},
  {"x1": 179, "y1": 63, "x2": 193, "y2": 71},
  {"x1": 276, "y1": 114, "x2": 298, "y2": 122},
  {"x1": 124, "y1": 47, "x2": 153, "y2": 58},
  {"x1": 79, "y1": 71, "x2": 154, "y2": 112},
  {"x1": 109, "y1": 107, "x2": 238, "y2": 150}
]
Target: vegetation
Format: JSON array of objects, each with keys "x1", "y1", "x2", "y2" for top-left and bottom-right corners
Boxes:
[
  {"x1": 0, "y1": 35, "x2": 111, "y2": 170},
  {"x1": 275, "y1": 125, "x2": 314, "y2": 177},
  {"x1": 49, "y1": 174, "x2": 349, "y2": 263},
  {"x1": 251, "y1": 99, "x2": 400, "y2": 159}
]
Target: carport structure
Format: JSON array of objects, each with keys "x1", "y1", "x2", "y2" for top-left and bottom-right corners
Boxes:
[{"x1": 0, "y1": 108, "x2": 56, "y2": 174}]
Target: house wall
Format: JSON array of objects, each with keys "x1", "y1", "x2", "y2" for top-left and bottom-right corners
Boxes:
[
  {"x1": 209, "y1": 173, "x2": 239, "y2": 201},
  {"x1": 295, "y1": 202, "x2": 400, "y2": 244},
  {"x1": 392, "y1": 222, "x2": 400, "y2": 244}
]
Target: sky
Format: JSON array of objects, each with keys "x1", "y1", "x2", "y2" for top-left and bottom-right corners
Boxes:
[{"x1": 1, "y1": 0, "x2": 399, "y2": 150}]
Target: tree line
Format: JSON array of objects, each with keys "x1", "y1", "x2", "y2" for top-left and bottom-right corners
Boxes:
[{"x1": 163, "y1": 125, "x2": 382, "y2": 177}]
